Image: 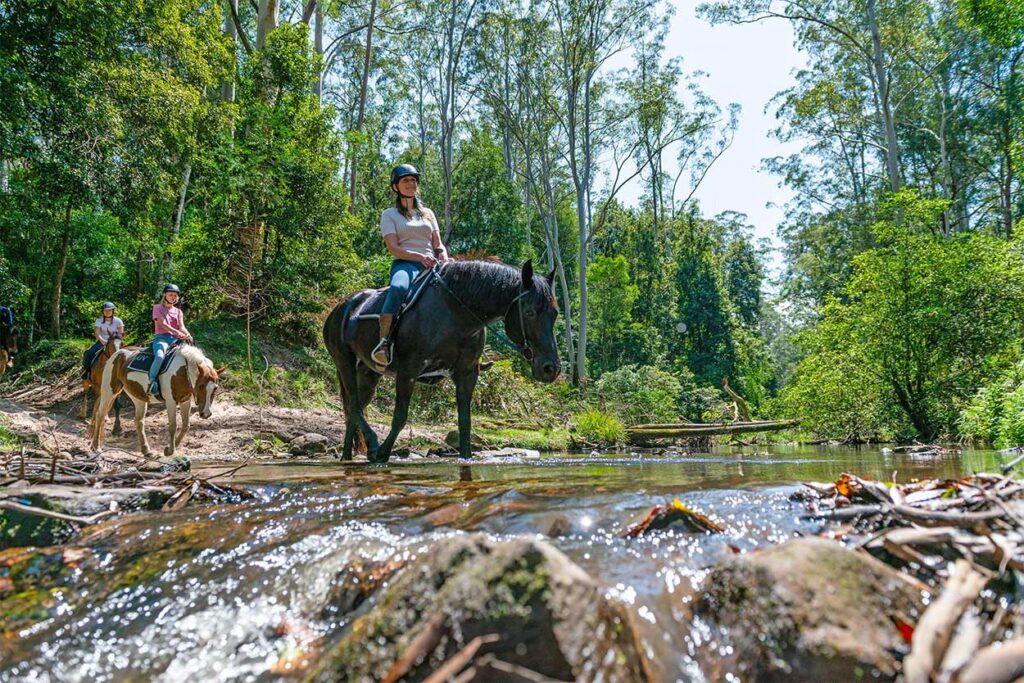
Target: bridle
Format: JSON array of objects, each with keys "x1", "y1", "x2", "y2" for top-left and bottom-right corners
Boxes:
[{"x1": 430, "y1": 265, "x2": 535, "y2": 361}]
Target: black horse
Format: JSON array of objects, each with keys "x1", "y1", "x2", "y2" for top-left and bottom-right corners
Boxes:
[
  {"x1": 0, "y1": 306, "x2": 18, "y2": 378},
  {"x1": 323, "y1": 259, "x2": 561, "y2": 462}
]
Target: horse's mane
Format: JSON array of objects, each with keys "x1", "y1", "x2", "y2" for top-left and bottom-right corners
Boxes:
[
  {"x1": 441, "y1": 259, "x2": 555, "y2": 313},
  {"x1": 179, "y1": 344, "x2": 213, "y2": 369}
]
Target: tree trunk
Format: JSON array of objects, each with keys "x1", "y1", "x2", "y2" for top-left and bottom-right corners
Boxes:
[
  {"x1": 161, "y1": 162, "x2": 191, "y2": 287},
  {"x1": 50, "y1": 204, "x2": 72, "y2": 338},
  {"x1": 866, "y1": 0, "x2": 901, "y2": 193},
  {"x1": 348, "y1": 0, "x2": 377, "y2": 211},
  {"x1": 222, "y1": 0, "x2": 238, "y2": 102},
  {"x1": 314, "y1": 0, "x2": 323, "y2": 100},
  {"x1": 256, "y1": 0, "x2": 278, "y2": 50}
]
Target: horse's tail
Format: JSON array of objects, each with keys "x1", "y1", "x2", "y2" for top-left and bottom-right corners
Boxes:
[{"x1": 353, "y1": 428, "x2": 367, "y2": 455}]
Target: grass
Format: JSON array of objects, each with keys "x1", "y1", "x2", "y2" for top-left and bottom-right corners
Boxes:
[{"x1": 474, "y1": 425, "x2": 571, "y2": 451}]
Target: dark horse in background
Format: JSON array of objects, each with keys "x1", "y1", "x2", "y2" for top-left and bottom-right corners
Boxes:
[
  {"x1": 0, "y1": 306, "x2": 18, "y2": 379},
  {"x1": 324, "y1": 259, "x2": 561, "y2": 462}
]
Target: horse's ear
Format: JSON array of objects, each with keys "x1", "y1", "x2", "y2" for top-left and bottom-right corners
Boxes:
[
  {"x1": 545, "y1": 267, "x2": 556, "y2": 285},
  {"x1": 521, "y1": 260, "x2": 535, "y2": 289},
  {"x1": 215, "y1": 366, "x2": 228, "y2": 378}
]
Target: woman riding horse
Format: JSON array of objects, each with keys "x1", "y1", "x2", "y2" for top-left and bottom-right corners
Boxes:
[
  {"x1": 149, "y1": 284, "x2": 193, "y2": 396},
  {"x1": 371, "y1": 164, "x2": 451, "y2": 368},
  {"x1": 83, "y1": 302, "x2": 124, "y2": 379}
]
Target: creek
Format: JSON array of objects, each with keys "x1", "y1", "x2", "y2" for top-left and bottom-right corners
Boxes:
[{"x1": 2, "y1": 445, "x2": 1008, "y2": 682}]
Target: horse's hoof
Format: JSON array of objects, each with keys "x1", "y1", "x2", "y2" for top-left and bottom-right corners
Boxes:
[{"x1": 163, "y1": 446, "x2": 174, "y2": 457}]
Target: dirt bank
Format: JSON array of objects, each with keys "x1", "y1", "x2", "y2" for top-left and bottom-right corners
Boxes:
[{"x1": 0, "y1": 373, "x2": 448, "y2": 463}]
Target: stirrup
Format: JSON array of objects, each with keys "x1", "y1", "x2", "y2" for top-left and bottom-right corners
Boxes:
[{"x1": 371, "y1": 337, "x2": 393, "y2": 366}]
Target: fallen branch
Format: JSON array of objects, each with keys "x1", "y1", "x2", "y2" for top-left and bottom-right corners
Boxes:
[
  {"x1": 953, "y1": 636, "x2": 1024, "y2": 683},
  {"x1": 903, "y1": 560, "x2": 989, "y2": 683},
  {"x1": 0, "y1": 499, "x2": 117, "y2": 525},
  {"x1": 422, "y1": 634, "x2": 500, "y2": 683}
]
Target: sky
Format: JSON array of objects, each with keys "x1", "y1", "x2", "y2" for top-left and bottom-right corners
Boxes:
[{"x1": 619, "y1": 0, "x2": 809, "y2": 279}]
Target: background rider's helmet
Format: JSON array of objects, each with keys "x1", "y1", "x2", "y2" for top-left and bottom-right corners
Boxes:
[
  {"x1": 390, "y1": 164, "x2": 420, "y2": 188},
  {"x1": 102, "y1": 302, "x2": 115, "y2": 311},
  {"x1": 163, "y1": 284, "x2": 181, "y2": 294}
]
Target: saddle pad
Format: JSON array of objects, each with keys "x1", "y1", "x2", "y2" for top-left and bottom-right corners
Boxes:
[{"x1": 127, "y1": 346, "x2": 179, "y2": 375}]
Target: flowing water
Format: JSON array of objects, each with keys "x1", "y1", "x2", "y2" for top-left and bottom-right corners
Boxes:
[{"x1": 1, "y1": 445, "x2": 1011, "y2": 682}]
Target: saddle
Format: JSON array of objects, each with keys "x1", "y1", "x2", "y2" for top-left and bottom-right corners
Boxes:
[
  {"x1": 352, "y1": 267, "x2": 434, "y2": 324},
  {"x1": 126, "y1": 343, "x2": 182, "y2": 376}
]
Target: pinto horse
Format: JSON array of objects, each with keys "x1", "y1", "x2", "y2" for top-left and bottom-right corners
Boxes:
[
  {"x1": 90, "y1": 344, "x2": 225, "y2": 458},
  {"x1": 324, "y1": 259, "x2": 560, "y2": 462},
  {"x1": 80, "y1": 332, "x2": 126, "y2": 435}
]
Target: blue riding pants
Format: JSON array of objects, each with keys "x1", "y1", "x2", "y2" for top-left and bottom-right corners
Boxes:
[
  {"x1": 149, "y1": 333, "x2": 177, "y2": 383},
  {"x1": 381, "y1": 259, "x2": 424, "y2": 316}
]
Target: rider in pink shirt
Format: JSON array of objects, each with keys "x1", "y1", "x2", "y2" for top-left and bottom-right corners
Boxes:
[{"x1": 148, "y1": 284, "x2": 193, "y2": 395}]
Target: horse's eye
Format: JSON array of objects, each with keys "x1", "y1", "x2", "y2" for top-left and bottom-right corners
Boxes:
[{"x1": 524, "y1": 307, "x2": 537, "y2": 319}]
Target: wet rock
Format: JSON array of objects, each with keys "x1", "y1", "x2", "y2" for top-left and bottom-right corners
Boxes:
[
  {"x1": 320, "y1": 557, "x2": 408, "y2": 619},
  {"x1": 139, "y1": 455, "x2": 190, "y2": 473},
  {"x1": 0, "y1": 485, "x2": 173, "y2": 549},
  {"x1": 306, "y1": 535, "x2": 654, "y2": 683},
  {"x1": 693, "y1": 537, "x2": 926, "y2": 682},
  {"x1": 444, "y1": 430, "x2": 492, "y2": 450},
  {"x1": 477, "y1": 447, "x2": 541, "y2": 459},
  {"x1": 288, "y1": 433, "x2": 331, "y2": 456}
]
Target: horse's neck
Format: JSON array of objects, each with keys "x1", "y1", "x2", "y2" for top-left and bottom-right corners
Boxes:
[{"x1": 445, "y1": 268, "x2": 520, "y2": 322}]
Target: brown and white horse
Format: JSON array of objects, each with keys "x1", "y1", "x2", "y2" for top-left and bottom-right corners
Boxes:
[
  {"x1": 80, "y1": 332, "x2": 125, "y2": 435},
  {"x1": 90, "y1": 344, "x2": 225, "y2": 457}
]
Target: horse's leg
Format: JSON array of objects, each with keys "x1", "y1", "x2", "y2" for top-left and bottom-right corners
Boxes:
[
  {"x1": 454, "y1": 366, "x2": 480, "y2": 459},
  {"x1": 336, "y1": 351, "x2": 379, "y2": 458},
  {"x1": 173, "y1": 400, "x2": 190, "y2": 449},
  {"x1": 80, "y1": 379, "x2": 90, "y2": 419},
  {"x1": 353, "y1": 364, "x2": 381, "y2": 457},
  {"x1": 112, "y1": 393, "x2": 123, "y2": 436},
  {"x1": 337, "y1": 369, "x2": 356, "y2": 461},
  {"x1": 134, "y1": 399, "x2": 153, "y2": 457},
  {"x1": 90, "y1": 386, "x2": 117, "y2": 452},
  {"x1": 375, "y1": 373, "x2": 415, "y2": 463},
  {"x1": 163, "y1": 397, "x2": 178, "y2": 457}
]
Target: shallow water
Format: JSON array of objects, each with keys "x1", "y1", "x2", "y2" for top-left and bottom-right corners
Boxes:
[{"x1": 2, "y1": 445, "x2": 1011, "y2": 682}]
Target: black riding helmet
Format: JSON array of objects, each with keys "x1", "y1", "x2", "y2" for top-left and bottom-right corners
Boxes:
[
  {"x1": 163, "y1": 284, "x2": 180, "y2": 294},
  {"x1": 390, "y1": 164, "x2": 420, "y2": 188}
]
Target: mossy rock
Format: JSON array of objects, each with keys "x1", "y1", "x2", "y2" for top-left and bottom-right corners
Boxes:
[
  {"x1": 307, "y1": 535, "x2": 655, "y2": 683},
  {"x1": 693, "y1": 537, "x2": 927, "y2": 682},
  {"x1": 444, "y1": 429, "x2": 493, "y2": 450}
]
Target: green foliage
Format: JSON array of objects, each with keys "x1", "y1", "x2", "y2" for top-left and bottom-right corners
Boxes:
[
  {"x1": 450, "y1": 127, "x2": 530, "y2": 263},
  {"x1": 573, "y1": 410, "x2": 626, "y2": 444},
  {"x1": 587, "y1": 255, "x2": 640, "y2": 375},
  {"x1": 593, "y1": 364, "x2": 684, "y2": 425},
  {"x1": 961, "y1": 355, "x2": 1024, "y2": 447},
  {"x1": 781, "y1": 194, "x2": 1024, "y2": 439}
]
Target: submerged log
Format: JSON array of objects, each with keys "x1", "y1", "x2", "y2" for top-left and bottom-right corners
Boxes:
[{"x1": 627, "y1": 419, "x2": 798, "y2": 440}]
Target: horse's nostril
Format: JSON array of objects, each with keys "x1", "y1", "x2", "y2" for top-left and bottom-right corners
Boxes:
[{"x1": 543, "y1": 363, "x2": 556, "y2": 377}]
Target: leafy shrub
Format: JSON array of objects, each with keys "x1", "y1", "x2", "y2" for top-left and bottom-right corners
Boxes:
[
  {"x1": 961, "y1": 357, "x2": 1024, "y2": 447},
  {"x1": 573, "y1": 410, "x2": 626, "y2": 444},
  {"x1": 593, "y1": 364, "x2": 683, "y2": 424}
]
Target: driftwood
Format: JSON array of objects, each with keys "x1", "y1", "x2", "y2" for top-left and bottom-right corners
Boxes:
[
  {"x1": 721, "y1": 376, "x2": 751, "y2": 422},
  {"x1": 627, "y1": 419, "x2": 798, "y2": 440},
  {"x1": 800, "y1": 470, "x2": 1024, "y2": 683}
]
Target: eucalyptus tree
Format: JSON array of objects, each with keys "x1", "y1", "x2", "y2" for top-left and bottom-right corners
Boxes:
[{"x1": 547, "y1": 0, "x2": 659, "y2": 383}]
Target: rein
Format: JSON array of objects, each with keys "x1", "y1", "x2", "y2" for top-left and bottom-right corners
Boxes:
[{"x1": 429, "y1": 265, "x2": 535, "y2": 361}]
